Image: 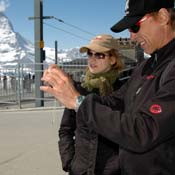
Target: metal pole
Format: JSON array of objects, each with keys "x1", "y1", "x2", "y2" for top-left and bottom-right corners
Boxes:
[
  {"x1": 34, "y1": 0, "x2": 44, "y2": 107},
  {"x1": 17, "y1": 63, "x2": 21, "y2": 109},
  {"x1": 55, "y1": 40, "x2": 58, "y2": 64}
]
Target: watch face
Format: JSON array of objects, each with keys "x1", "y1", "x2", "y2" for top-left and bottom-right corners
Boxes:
[
  {"x1": 76, "y1": 95, "x2": 85, "y2": 105},
  {"x1": 77, "y1": 95, "x2": 83, "y2": 104},
  {"x1": 78, "y1": 95, "x2": 83, "y2": 102},
  {"x1": 75, "y1": 95, "x2": 85, "y2": 112}
]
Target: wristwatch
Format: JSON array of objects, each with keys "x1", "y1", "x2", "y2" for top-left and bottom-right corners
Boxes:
[{"x1": 75, "y1": 95, "x2": 85, "y2": 112}]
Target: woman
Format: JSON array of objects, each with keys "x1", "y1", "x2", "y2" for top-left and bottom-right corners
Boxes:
[{"x1": 58, "y1": 34, "x2": 124, "y2": 175}]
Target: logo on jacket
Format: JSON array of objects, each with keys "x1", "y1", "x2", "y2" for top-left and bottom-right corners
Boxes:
[
  {"x1": 149, "y1": 104, "x2": 162, "y2": 114},
  {"x1": 146, "y1": 75, "x2": 155, "y2": 80}
]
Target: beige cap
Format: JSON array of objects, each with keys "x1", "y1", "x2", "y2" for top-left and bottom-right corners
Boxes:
[{"x1": 80, "y1": 34, "x2": 117, "y2": 53}]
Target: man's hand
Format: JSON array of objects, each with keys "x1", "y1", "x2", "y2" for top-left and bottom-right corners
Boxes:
[{"x1": 40, "y1": 64, "x2": 80, "y2": 109}]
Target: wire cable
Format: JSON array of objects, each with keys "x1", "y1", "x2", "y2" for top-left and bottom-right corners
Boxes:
[
  {"x1": 53, "y1": 16, "x2": 96, "y2": 36},
  {"x1": 44, "y1": 22, "x2": 90, "y2": 41}
]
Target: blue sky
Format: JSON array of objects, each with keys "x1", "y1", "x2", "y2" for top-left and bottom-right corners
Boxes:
[{"x1": 3, "y1": 0, "x2": 129, "y2": 49}]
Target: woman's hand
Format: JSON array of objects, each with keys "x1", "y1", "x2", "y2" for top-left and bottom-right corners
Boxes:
[{"x1": 40, "y1": 64, "x2": 80, "y2": 109}]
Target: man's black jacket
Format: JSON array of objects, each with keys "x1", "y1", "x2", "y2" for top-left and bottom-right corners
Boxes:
[{"x1": 78, "y1": 39, "x2": 175, "y2": 175}]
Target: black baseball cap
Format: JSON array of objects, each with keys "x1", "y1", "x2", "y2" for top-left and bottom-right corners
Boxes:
[{"x1": 111, "y1": 0, "x2": 174, "y2": 33}]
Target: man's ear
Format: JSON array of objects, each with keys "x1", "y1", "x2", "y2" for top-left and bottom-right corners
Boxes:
[{"x1": 158, "y1": 8, "x2": 170, "y2": 26}]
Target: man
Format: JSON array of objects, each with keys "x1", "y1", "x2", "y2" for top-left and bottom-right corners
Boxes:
[{"x1": 40, "y1": 0, "x2": 175, "y2": 174}]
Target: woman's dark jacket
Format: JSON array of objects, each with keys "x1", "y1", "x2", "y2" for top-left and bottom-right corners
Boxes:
[
  {"x1": 77, "y1": 39, "x2": 175, "y2": 175},
  {"x1": 59, "y1": 78, "x2": 123, "y2": 175}
]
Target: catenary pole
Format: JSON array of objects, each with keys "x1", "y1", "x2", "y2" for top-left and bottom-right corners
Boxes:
[
  {"x1": 29, "y1": 0, "x2": 54, "y2": 107},
  {"x1": 34, "y1": 0, "x2": 44, "y2": 107}
]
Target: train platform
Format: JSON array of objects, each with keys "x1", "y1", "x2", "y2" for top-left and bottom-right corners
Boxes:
[{"x1": 0, "y1": 108, "x2": 68, "y2": 175}]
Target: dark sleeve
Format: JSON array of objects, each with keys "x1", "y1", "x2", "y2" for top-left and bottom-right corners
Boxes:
[
  {"x1": 58, "y1": 107, "x2": 76, "y2": 172},
  {"x1": 58, "y1": 81, "x2": 86, "y2": 172},
  {"x1": 77, "y1": 69, "x2": 175, "y2": 153}
]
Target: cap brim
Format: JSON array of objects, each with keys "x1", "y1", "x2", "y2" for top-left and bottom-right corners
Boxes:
[
  {"x1": 80, "y1": 44, "x2": 111, "y2": 53},
  {"x1": 111, "y1": 16, "x2": 143, "y2": 33}
]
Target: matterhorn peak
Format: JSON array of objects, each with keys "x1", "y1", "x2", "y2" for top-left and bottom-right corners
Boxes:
[
  {"x1": 0, "y1": 12, "x2": 14, "y2": 32},
  {"x1": 0, "y1": 11, "x2": 34, "y2": 65}
]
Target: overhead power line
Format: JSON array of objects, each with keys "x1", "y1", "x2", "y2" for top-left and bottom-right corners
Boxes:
[
  {"x1": 29, "y1": 14, "x2": 95, "y2": 43},
  {"x1": 53, "y1": 16, "x2": 96, "y2": 36},
  {"x1": 30, "y1": 16, "x2": 95, "y2": 36},
  {"x1": 44, "y1": 22, "x2": 90, "y2": 41}
]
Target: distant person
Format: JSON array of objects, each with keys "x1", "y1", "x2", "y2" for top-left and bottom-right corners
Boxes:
[
  {"x1": 3, "y1": 75, "x2": 7, "y2": 91},
  {"x1": 10, "y1": 76, "x2": 16, "y2": 92},
  {"x1": 24, "y1": 73, "x2": 31, "y2": 93},
  {"x1": 58, "y1": 34, "x2": 124, "y2": 175}
]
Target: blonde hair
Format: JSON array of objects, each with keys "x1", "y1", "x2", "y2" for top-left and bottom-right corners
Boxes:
[{"x1": 109, "y1": 49, "x2": 125, "y2": 72}]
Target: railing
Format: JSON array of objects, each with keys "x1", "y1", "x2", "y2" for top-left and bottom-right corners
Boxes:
[
  {"x1": 0, "y1": 62, "x2": 135, "y2": 110},
  {"x1": 0, "y1": 62, "x2": 87, "y2": 109}
]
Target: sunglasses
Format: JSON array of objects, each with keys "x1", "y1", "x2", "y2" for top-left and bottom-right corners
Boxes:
[
  {"x1": 129, "y1": 16, "x2": 150, "y2": 33},
  {"x1": 87, "y1": 51, "x2": 110, "y2": 59}
]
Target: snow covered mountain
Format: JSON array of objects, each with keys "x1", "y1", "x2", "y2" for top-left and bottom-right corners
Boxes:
[
  {"x1": 0, "y1": 12, "x2": 82, "y2": 68},
  {"x1": 44, "y1": 47, "x2": 82, "y2": 64},
  {"x1": 0, "y1": 12, "x2": 34, "y2": 65}
]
